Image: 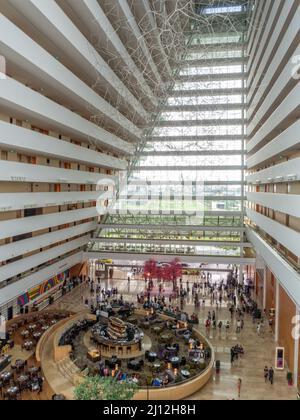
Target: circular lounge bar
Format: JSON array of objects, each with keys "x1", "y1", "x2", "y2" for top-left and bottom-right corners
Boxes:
[{"x1": 37, "y1": 309, "x2": 215, "y2": 400}]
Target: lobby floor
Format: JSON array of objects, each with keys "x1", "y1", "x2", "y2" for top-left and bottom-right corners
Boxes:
[{"x1": 51, "y1": 274, "x2": 297, "y2": 401}]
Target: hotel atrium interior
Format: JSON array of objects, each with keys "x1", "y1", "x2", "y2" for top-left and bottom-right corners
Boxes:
[{"x1": 0, "y1": 0, "x2": 299, "y2": 401}]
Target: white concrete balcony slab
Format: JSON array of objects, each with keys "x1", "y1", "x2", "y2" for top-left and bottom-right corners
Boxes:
[
  {"x1": 64, "y1": 0, "x2": 157, "y2": 108},
  {"x1": 0, "y1": 121, "x2": 127, "y2": 171},
  {"x1": 0, "y1": 76, "x2": 134, "y2": 155},
  {"x1": 0, "y1": 160, "x2": 117, "y2": 186},
  {"x1": 246, "y1": 207, "x2": 300, "y2": 257},
  {"x1": 246, "y1": 226, "x2": 300, "y2": 309},
  {"x1": 247, "y1": 82, "x2": 300, "y2": 153},
  {"x1": 0, "y1": 191, "x2": 100, "y2": 213},
  {"x1": 247, "y1": 191, "x2": 300, "y2": 219},
  {"x1": 0, "y1": 207, "x2": 99, "y2": 241},
  {"x1": 246, "y1": 120, "x2": 300, "y2": 168},
  {"x1": 248, "y1": 1, "x2": 299, "y2": 107},
  {"x1": 0, "y1": 221, "x2": 97, "y2": 262},
  {"x1": 0, "y1": 235, "x2": 90, "y2": 284},
  {"x1": 0, "y1": 14, "x2": 141, "y2": 142},
  {"x1": 247, "y1": 0, "x2": 287, "y2": 89},
  {"x1": 247, "y1": 41, "x2": 300, "y2": 134},
  {"x1": 246, "y1": 157, "x2": 300, "y2": 185},
  {"x1": 0, "y1": 251, "x2": 83, "y2": 307},
  {"x1": 7, "y1": 0, "x2": 148, "y2": 121},
  {"x1": 246, "y1": 0, "x2": 266, "y2": 57},
  {"x1": 114, "y1": 0, "x2": 163, "y2": 86}
]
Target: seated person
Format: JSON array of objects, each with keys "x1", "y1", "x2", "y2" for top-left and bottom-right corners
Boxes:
[
  {"x1": 103, "y1": 367, "x2": 110, "y2": 377},
  {"x1": 131, "y1": 374, "x2": 139, "y2": 384},
  {"x1": 152, "y1": 377, "x2": 162, "y2": 387},
  {"x1": 189, "y1": 338, "x2": 195, "y2": 348},
  {"x1": 162, "y1": 375, "x2": 169, "y2": 387}
]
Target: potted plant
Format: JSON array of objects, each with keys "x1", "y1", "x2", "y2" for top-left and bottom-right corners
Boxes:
[
  {"x1": 216, "y1": 360, "x2": 221, "y2": 374},
  {"x1": 287, "y1": 372, "x2": 294, "y2": 387}
]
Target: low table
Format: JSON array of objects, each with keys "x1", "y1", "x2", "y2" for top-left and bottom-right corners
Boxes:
[{"x1": 160, "y1": 333, "x2": 173, "y2": 344}]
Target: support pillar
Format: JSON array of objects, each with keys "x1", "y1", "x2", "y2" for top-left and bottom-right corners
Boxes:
[
  {"x1": 275, "y1": 279, "x2": 280, "y2": 343},
  {"x1": 239, "y1": 265, "x2": 244, "y2": 285},
  {"x1": 294, "y1": 308, "x2": 299, "y2": 388},
  {"x1": 263, "y1": 268, "x2": 267, "y2": 311}
]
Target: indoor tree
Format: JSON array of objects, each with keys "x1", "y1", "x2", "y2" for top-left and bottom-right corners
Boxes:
[{"x1": 74, "y1": 376, "x2": 138, "y2": 401}]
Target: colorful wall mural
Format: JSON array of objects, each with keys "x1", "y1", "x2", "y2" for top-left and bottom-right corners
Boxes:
[{"x1": 17, "y1": 270, "x2": 69, "y2": 307}]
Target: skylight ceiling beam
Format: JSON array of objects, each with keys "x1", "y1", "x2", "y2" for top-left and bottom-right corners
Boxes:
[
  {"x1": 108, "y1": 210, "x2": 244, "y2": 217},
  {"x1": 85, "y1": 251, "x2": 255, "y2": 265},
  {"x1": 98, "y1": 224, "x2": 246, "y2": 232},
  {"x1": 148, "y1": 135, "x2": 243, "y2": 141},
  {"x1": 115, "y1": 195, "x2": 245, "y2": 201},
  {"x1": 178, "y1": 57, "x2": 246, "y2": 66},
  {"x1": 94, "y1": 237, "x2": 250, "y2": 247},
  {"x1": 169, "y1": 88, "x2": 245, "y2": 96},
  {"x1": 176, "y1": 73, "x2": 246, "y2": 82},
  {"x1": 157, "y1": 118, "x2": 243, "y2": 127},
  {"x1": 188, "y1": 42, "x2": 246, "y2": 51},
  {"x1": 141, "y1": 150, "x2": 244, "y2": 156},
  {"x1": 129, "y1": 180, "x2": 245, "y2": 185},
  {"x1": 162, "y1": 103, "x2": 243, "y2": 112},
  {"x1": 134, "y1": 165, "x2": 244, "y2": 170}
]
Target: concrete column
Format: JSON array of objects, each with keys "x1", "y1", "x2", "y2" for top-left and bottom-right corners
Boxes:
[
  {"x1": 275, "y1": 279, "x2": 280, "y2": 343},
  {"x1": 263, "y1": 268, "x2": 267, "y2": 311},
  {"x1": 294, "y1": 308, "x2": 299, "y2": 388}
]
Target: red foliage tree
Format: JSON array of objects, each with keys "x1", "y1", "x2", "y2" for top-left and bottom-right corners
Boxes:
[
  {"x1": 143, "y1": 258, "x2": 182, "y2": 282},
  {"x1": 143, "y1": 259, "x2": 157, "y2": 279}
]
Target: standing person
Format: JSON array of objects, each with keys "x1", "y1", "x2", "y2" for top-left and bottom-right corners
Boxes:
[
  {"x1": 231, "y1": 347, "x2": 235, "y2": 365},
  {"x1": 264, "y1": 366, "x2": 269, "y2": 383},
  {"x1": 225, "y1": 321, "x2": 230, "y2": 338},
  {"x1": 269, "y1": 367, "x2": 274, "y2": 385},
  {"x1": 237, "y1": 378, "x2": 242, "y2": 399},
  {"x1": 206, "y1": 318, "x2": 211, "y2": 335},
  {"x1": 257, "y1": 322, "x2": 261, "y2": 336},
  {"x1": 37, "y1": 375, "x2": 44, "y2": 394},
  {"x1": 241, "y1": 318, "x2": 245, "y2": 331}
]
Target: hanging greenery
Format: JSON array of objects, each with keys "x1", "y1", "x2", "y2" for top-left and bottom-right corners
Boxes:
[{"x1": 74, "y1": 376, "x2": 138, "y2": 401}]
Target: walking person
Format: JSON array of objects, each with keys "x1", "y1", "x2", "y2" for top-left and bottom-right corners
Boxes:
[
  {"x1": 269, "y1": 367, "x2": 274, "y2": 385},
  {"x1": 264, "y1": 366, "x2": 269, "y2": 383},
  {"x1": 237, "y1": 378, "x2": 242, "y2": 399},
  {"x1": 218, "y1": 320, "x2": 223, "y2": 337},
  {"x1": 257, "y1": 322, "x2": 261, "y2": 336},
  {"x1": 231, "y1": 347, "x2": 235, "y2": 365},
  {"x1": 225, "y1": 321, "x2": 230, "y2": 338}
]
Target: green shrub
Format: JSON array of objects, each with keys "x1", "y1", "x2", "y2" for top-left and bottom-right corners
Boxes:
[{"x1": 74, "y1": 377, "x2": 138, "y2": 401}]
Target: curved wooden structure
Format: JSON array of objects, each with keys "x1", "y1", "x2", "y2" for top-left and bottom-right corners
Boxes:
[{"x1": 38, "y1": 309, "x2": 215, "y2": 400}]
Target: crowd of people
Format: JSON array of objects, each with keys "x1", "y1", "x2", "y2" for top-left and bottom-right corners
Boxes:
[{"x1": 77, "y1": 266, "x2": 280, "y2": 399}]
